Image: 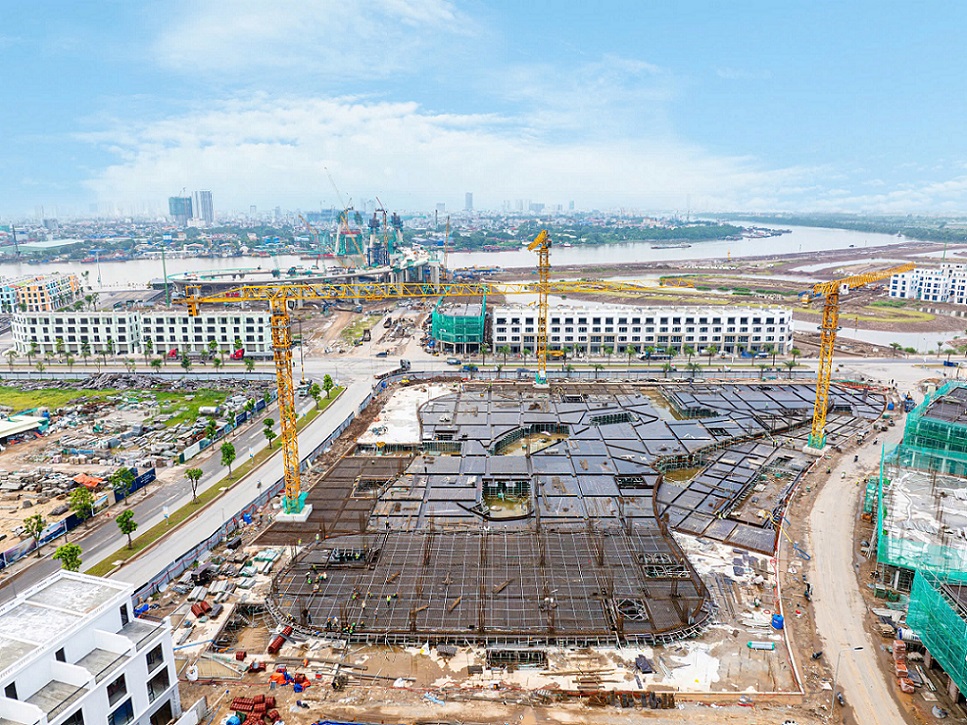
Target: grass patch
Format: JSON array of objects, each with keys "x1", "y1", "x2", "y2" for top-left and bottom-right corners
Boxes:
[
  {"x1": 152, "y1": 389, "x2": 231, "y2": 427},
  {"x1": 339, "y1": 314, "x2": 382, "y2": 344},
  {"x1": 83, "y1": 387, "x2": 344, "y2": 578},
  {"x1": 870, "y1": 299, "x2": 907, "y2": 309},
  {"x1": 798, "y1": 306, "x2": 935, "y2": 324},
  {"x1": 0, "y1": 386, "x2": 118, "y2": 412}
]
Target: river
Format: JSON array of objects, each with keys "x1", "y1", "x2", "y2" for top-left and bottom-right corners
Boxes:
[{"x1": 448, "y1": 223, "x2": 910, "y2": 269}]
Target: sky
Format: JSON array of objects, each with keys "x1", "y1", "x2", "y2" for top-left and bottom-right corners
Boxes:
[{"x1": 3, "y1": 0, "x2": 967, "y2": 218}]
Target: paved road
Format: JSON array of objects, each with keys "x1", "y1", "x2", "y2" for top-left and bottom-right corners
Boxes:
[
  {"x1": 0, "y1": 379, "x2": 372, "y2": 600},
  {"x1": 809, "y1": 413, "x2": 908, "y2": 723}
]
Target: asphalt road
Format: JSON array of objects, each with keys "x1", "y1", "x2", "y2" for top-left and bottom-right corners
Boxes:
[{"x1": 0, "y1": 378, "x2": 373, "y2": 601}]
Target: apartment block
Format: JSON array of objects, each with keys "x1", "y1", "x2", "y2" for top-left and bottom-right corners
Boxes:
[
  {"x1": 890, "y1": 265, "x2": 967, "y2": 304},
  {"x1": 0, "y1": 274, "x2": 83, "y2": 313},
  {"x1": 0, "y1": 572, "x2": 180, "y2": 725},
  {"x1": 489, "y1": 304, "x2": 793, "y2": 355}
]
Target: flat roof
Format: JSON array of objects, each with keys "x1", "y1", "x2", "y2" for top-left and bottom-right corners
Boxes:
[
  {"x1": 0, "y1": 573, "x2": 129, "y2": 678},
  {"x1": 0, "y1": 416, "x2": 45, "y2": 440}
]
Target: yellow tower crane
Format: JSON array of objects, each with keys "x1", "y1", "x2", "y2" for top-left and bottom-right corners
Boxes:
[
  {"x1": 528, "y1": 229, "x2": 551, "y2": 385},
  {"x1": 183, "y1": 231, "x2": 657, "y2": 512},
  {"x1": 806, "y1": 262, "x2": 914, "y2": 450}
]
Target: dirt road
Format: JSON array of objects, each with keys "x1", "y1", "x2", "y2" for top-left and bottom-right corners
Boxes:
[{"x1": 809, "y1": 422, "x2": 908, "y2": 723}]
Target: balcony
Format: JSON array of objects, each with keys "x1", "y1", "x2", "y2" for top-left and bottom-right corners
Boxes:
[
  {"x1": 76, "y1": 648, "x2": 128, "y2": 683},
  {"x1": 119, "y1": 619, "x2": 162, "y2": 650},
  {"x1": 25, "y1": 681, "x2": 85, "y2": 721}
]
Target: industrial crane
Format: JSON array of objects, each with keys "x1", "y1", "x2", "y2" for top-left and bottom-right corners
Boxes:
[
  {"x1": 183, "y1": 230, "x2": 654, "y2": 512},
  {"x1": 806, "y1": 262, "x2": 914, "y2": 450}
]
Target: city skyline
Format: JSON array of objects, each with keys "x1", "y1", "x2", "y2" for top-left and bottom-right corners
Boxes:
[{"x1": 2, "y1": 1, "x2": 967, "y2": 217}]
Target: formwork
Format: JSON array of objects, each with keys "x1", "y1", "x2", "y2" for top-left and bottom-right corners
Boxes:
[
  {"x1": 908, "y1": 570, "x2": 967, "y2": 698},
  {"x1": 891, "y1": 381, "x2": 967, "y2": 477},
  {"x1": 430, "y1": 297, "x2": 486, "y2": 349}
]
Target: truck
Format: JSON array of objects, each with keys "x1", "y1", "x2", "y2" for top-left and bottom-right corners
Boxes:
[
  {"x1": 943, "y1": 360, "x2": 959, "y2": 368},
  {"x1": 400, "y1": 359, "x2": 411, "y2": 371},
  {"x1": 230, "y1": 349, "x2": 245, "y2": 360}
]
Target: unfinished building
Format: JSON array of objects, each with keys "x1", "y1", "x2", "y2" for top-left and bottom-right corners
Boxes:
[{"x1": 266, "y1": 381, "x2": 882, "y2": 647}]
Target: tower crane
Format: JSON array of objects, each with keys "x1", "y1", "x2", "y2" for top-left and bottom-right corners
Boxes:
[
  {"x1": 806, "y1": 262, "x2": 914, "y2": 450},
  {"x1": 183, "y1": 230, "x2": 654, "y2": 513}
]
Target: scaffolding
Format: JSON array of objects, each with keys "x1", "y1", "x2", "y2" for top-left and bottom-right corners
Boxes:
[
  {"x1": 892, "y1": 381, "x2": 967, "y2": 477},
  {"x1": 430, "y1": 296, "x2": 487, "y2": 352},
  {"x1": 908, "y1": 570, "x2": 967, "y2": 698}
]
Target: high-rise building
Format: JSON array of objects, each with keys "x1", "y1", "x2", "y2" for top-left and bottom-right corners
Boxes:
[
  {"x1": 192, "y1": 191, "x2": 214, "y2": 225},
  {"x1": 435, "y1": 203, "x2": 446, "y2": 213},
  {"x1": 465, "y1": 192, "x2": 473, "y2": 212},
  {"x1": 167, "y1": 197, "x2": 192, "y2": 227}
]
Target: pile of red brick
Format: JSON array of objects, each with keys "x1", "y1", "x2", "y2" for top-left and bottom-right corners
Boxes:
[
  {"x1": 190, "y1": 601, "x2": 213, "y2": 618},
  {"x1": 231, "y1": 694, "x2": 280, "y2": 724}
]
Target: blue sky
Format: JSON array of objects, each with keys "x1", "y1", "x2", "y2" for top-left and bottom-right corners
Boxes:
[{"x1": 3, "y1": 0, "x2": 967, "y2": 217}]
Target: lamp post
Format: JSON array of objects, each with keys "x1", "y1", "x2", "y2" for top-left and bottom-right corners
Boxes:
[{"x1": 831, "y1": 645, "x2": 864, "y2": 713}]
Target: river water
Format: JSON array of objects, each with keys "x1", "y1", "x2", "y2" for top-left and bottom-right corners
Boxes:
[{"x1": 448, "y1": 223, "x2": 910, "y2": 269}]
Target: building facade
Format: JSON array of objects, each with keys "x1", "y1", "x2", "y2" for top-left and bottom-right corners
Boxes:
[
  {"x1": 167, "y1": 197, "x2": 192, "y2": 227},
  {"x1": 12, "y1": 310, "x2": 271, "y2": 357},
  {"x1": 0, "y1": 274, "x2": 83, "y2": 313},
  {"x1": 490, "y1": 304, "x2": 793, "y2": 356},
  {"x1": 0, "y1": 571, "x2": 180, "y2": 725},
  {"x1": 890, "y1": 265, "x2": 967, "y2": 304},
  {"x1": 192, "y1": 191, "x2": 213, "y2": 226}
]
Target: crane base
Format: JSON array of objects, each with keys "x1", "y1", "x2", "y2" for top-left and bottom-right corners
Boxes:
[
  {"x1": 277, "y1": 504, "x2": 313, "y2": 523},
  {"x1": 802, "y1": 444, "x2": 826, "y2": 457}
]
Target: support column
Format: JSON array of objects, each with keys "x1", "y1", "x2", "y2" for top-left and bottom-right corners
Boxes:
[
  {"x1": 948, "y1": 676, "x2": 960, "y2": 703},
  {"x1": 924, "y1": 650, "x2": 933, "y2": 669}
]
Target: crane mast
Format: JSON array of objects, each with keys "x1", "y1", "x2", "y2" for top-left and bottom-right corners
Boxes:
[{"x1": 806, "y1": 262, "x2": 915, "y2": 450}]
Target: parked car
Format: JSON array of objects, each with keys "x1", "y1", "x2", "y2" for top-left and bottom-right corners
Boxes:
[{"x1": 446, "y1": 357, "x2": 461, "y2": 365}]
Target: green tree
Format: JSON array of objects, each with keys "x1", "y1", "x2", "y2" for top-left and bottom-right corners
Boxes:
[
  {"x1": 499, "y1": 345, "x2": 512, "y2": 365},
  {"x1": 234, "y1": 337, "x2": 243, "y2": 351},
  {"x1": 185, "y1": 467, "x2": 204, "y2": 503},
  {"x1": 212, "y1": 357, "x2": 223, "y2": 371},
  {"x1": 480, "y1": 343, "x2": 491, "y2": 366},
  {"x1": 322, "y1": 373, "x2": 335, "y2": 398},
  {"x1": 665, "y1": 346, "x2": 678, "y2": 362},
  {"x1": 69, "y1": 486, "x2": 96, "y2": 527},
  {"x1": 116, "y1": 509, "x2": 138, "y2": 548},
  {"x1": 784, "y1": 360, "x2": 798, "y2": 378},
  {"x1": 143, "y1": 338, "x2": 154, "y2": 362},
  {"x1": 28, "y1": 340, "x2": 39, "y2": 364},
  {"x1": 5, "y1": 350, "x2": 16, "y2": 369},
  {"x1": 207, "y1": 339, "x2": 219, "y2": 359},
  {"x1": 150, "y1": 358, "x2": 162, "y2": 371},
  {"x1": 180, "y1": 353, "x2": 192, "y2": 372},
  {"x1": 244, "y1": 399, "x2": 255, "y2": 414},
  {"x1": 683, "y1": 344, "x2": 695, "y2": 363},
  {"x1": 53, "y1": 542, "x2": 83, "y2": 572},
  {"x1": 124, "y1": 358, "x2": 136, "y2": 373},
  {"x1": 35, "y1": 361, "x2": 46, "y2": 373},
  {"x1": 757, "y1": 364, "x2": 769, "y2": 379},
  {"x1": 763, "y1": 343, "x2": 777, "y2": 367},
  {"x1": 592, "y1": 363, "x2": 604, "y2": 379},
  {"x1": 80, "y1": 341, "x2": 91, "y2": 366},
  {"x1": 106, "y1": 337, "x2": 116, "y2": 360},
  {"x1": 263, "y1": 419, "x2": 277, "y2": 449},
  {"x1": 626, "y1": 345, "x2": 637, "y2": 369},
  {"x1": 565, "y1": 363, "x2": 575, "y2": 378},
  {"x1": 521, "y1": 348, "x2": 531, "y2": 363},
  {"x1": 55, "y1": 337, "x2": 66, "y2": 360},
  {"x1": 789, "y1": 347, "x2": 801, "y2": 364},
  {"x1": 220, "y1": 442, "x2": 237, "y2": 478},
  {"x1": 603, "y1": 346, "x2": 614, "y2": 365},
  {"x1": 205, "y1": 417, "x2": 218, "y2": 441},
  {"x1": 66, "y1": 355, "x2": 75, "y2": 372},
  {"x1": 23, "y1": 513, "x2": 46, "y2": 556},
  {"x1": 705, "y1": 345, "x2": 718, "y2": 366},
  {"x1": 110, "y1": 467, "x2": 136, "y2": 504},
  {"x1": 662, "y1": 362, "x2": 674, "y2": 378},
  {"x1": 244, "y1": 357, "x2": 255, "y2": 373}
]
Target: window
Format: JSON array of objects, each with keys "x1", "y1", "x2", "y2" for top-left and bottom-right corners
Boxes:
[
  {"x1": 63, "y1": 709, "x2": 84, "y2": 725},
  {"x1": 107, "y1": 674, "x2": 127, "y2": 706},
  {"x1": 146, "y1": 644, "x2": 164, "y2": 673},
  {"x1": 147, "y1": 669, "x2": 170, "y2": 703},
  {"x1": 119, "y1": 605, "x2": 129, "y2": 626},
  {"x1": 56, "y1": 648, "x2": 66, "y2": 663},
  {"x1": 4, "y1": 682, "x2": 16, "y2": 700},
  {"x1": 149, "y1": 700, "x2": 173, "y2": 725},
  {"x1": 108, "y1": 699, "x2": 134, "y2": 725}
]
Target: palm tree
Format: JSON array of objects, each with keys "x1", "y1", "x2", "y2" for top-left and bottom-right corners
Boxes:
[
  {"x1": 936, "y1": 341, "x2": 945, "y2": 357},
  {"x1": 705, "y1": 345, "x2": 717, "y2": 366},
  {"x1": 789, "y1": 347, "x2": 801, "y2": 364},
  {"x1": 592, "y1": 363, "x2": 604, "y2": 379},
  {"x1": 521, "y1": 348, "x2": 531, "y2": 363},
  {"x1": 55, "y1": 337, "x2": 65, "y2": 361},
  {"x1": 683, "y1": 345, "x2": 695, "y2": 364},
  {"x1": 35, "y1": 361, "x2": 46, "y2": 373},
  {"x1": 499, "y1": 345, "x2": 511, "y2": 365},
  {"x1": 143, "y1": 338, "x2": 153, "y2": 363},
  {"x1": 66, "y1": 355, "x2": 75, "y2": 373},
  {"x1": 784, "y1": 360, "x2": 797, "y2": 378},
  {"x1": 28, "y1": 340, "x2": 38, "y2": 365},
  {"x1": 766, "y1": 344, "x2": 777, "y2": 367},
  {"x1": 480, "y1": 343, "x2": 490, "y2": 367},
  {"x1": 565, "y1": 364, "x2": 575, "y2": 378},
  {"x1": 106, "y1": 337, "x2": 116, "y2": 361},
  {"x1": 662, "y1": 362, "x2": 673, "y2": 378},
  {"x1": 644, "y1": 345, "x2": 656, "y2": 360},
  {"x1": 80, "y1": 341, "x2": 91, "y2": 366},
  {"x1": 495, "y1": 364, "x2": 503, "y2": 379},
  {"x1": 5, "y1": 350, "x2": 17, "y2": 369},
  {"x1": 626, "y1": 346, "x2": 636, "y2": 369},
  {"x1": 212, "y1": 357, "x2": 223, "y2": 371},
  {"x1": 603, "y1": 346, "x2": 614, "y2": 365},
  {"x1": 757, "y1": 364, "x2": 769, "y2": 379},
  {"x1": 665, "y1": 346, "x2": 678, "y2": 364},
  {"x1": 150, "y1": 358, "x2": 162, "y2": 372}
]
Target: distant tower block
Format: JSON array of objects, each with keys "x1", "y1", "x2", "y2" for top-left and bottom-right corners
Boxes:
[{"x1": 465, "y1": 192, "x2": 473, "y2": 212}]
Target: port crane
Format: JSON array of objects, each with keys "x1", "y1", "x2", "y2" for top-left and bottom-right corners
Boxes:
[{"x1": 806, "y1": 262, "x2": 914, "y2": 450}]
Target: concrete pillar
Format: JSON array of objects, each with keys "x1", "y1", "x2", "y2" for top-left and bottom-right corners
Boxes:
[{"x1": 948, "y1": 676, "x2": 960, "y2": 703}]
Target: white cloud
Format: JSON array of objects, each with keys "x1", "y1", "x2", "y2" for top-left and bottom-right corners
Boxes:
[
  {"x1": 153, "y1": 0, "x2": 467, "y2": 79},
  {"x1": 81, "y1": 94, "x2": 815, "y2": 213}
]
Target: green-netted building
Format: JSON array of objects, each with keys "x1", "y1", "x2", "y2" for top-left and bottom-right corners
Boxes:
[{"x1": 430, "y1": 297, "x2": 487, "y2": 354}]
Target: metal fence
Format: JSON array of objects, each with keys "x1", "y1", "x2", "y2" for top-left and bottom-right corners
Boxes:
[{"x1": 0, "y1": 370, "x2": 276, "y2": 382}]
